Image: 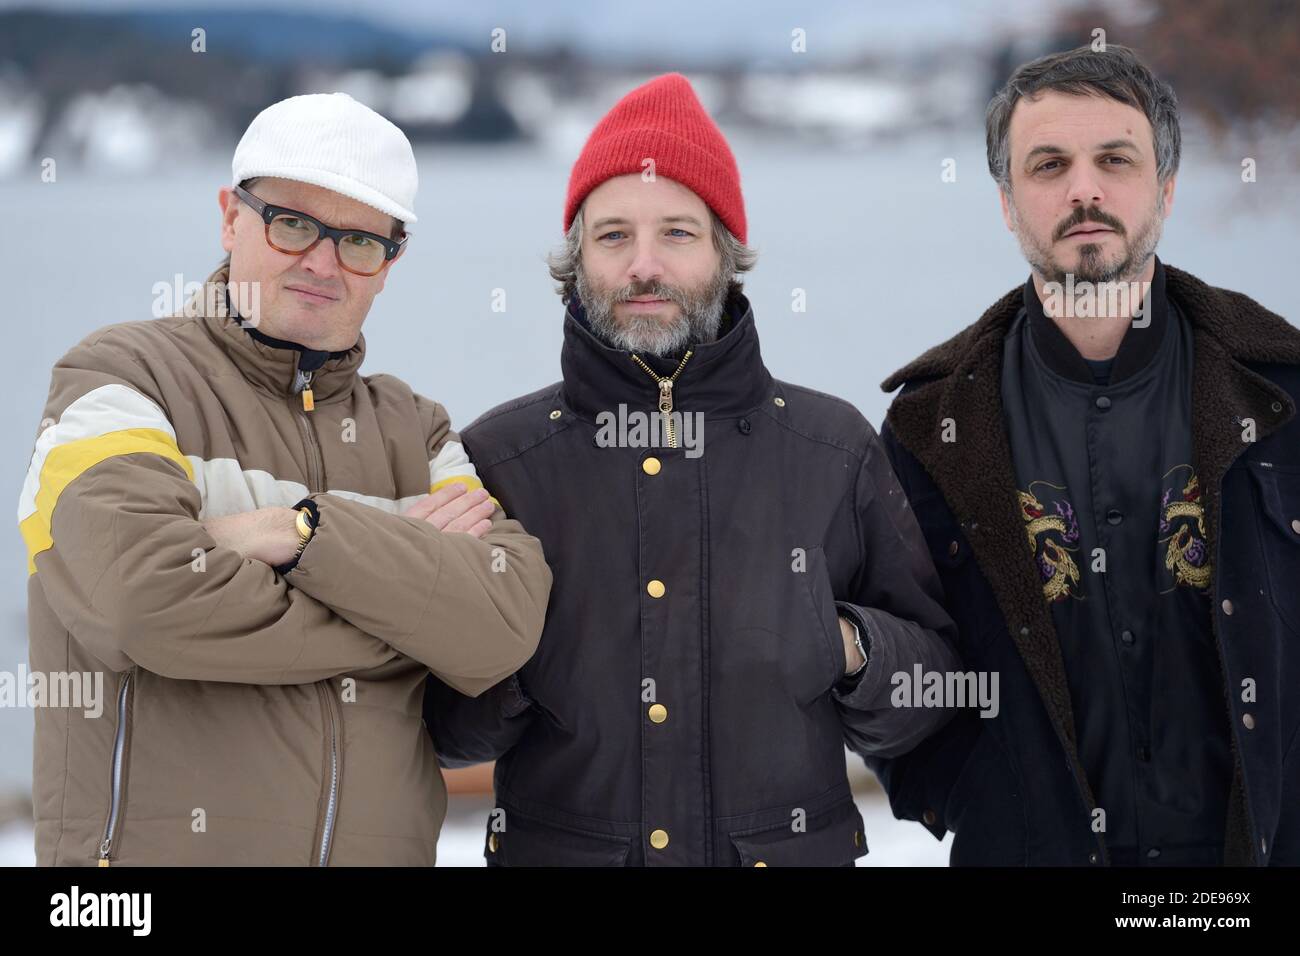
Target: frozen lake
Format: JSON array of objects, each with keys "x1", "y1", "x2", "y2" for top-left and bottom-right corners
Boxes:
[{"x1": 1, "y1": 130, "x2": 1296, "y2": 863}]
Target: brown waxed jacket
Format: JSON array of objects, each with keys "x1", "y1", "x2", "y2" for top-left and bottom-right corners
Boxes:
[{"x1": 19, "y1": 263, "x2": 551, "y2": 865}]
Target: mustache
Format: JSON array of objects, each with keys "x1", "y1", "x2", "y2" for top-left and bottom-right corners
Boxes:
[
  {"x1": 613, "y1": 279, "x2": 689, "y2": 307},
  {"x1": 1054, "y1": 206, "x2": 1126, "y2": 241}
]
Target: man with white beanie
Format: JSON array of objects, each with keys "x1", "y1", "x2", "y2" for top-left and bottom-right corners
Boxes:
[{"x1": 19, "y1": 92, "x2": 552, "y2": 865}]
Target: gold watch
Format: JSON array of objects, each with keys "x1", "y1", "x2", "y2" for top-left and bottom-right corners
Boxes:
[{"x1": 291, "y1": 506, "x2": 316, "y2": 560}]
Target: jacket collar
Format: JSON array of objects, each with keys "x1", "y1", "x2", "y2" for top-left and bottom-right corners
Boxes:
[
  {"x1": 1024, "y1": 257, "x2": 1170, "y2": 385},
  {"x1": 190, "y1": 263, "x2": 367, "y2": 404},
  {"x1": 560, "y1": 291, "x2": 774, "y2": 422},
  {"x1": 880, "y1": 262, "x2": 1300, "y2": 866}
]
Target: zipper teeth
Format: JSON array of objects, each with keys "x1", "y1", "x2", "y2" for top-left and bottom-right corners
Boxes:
[
  {"x1": 99, "y1": 669, "x2": 133, "y2": 861},
  {"x1": 317, "y1": 687, "x2": 339, "y2": 866},
  {"x1": 294, "y1": 380, "x2": 323, "y2": 493},
  {"x1": 630, "y1": 351, "x2": 693, "y2": 448},
  {"x1": 672, "y1": 350, "x2": 692, "y2": 380},
  {"x1": 293, "y1": 369, "x2": 335, "y2": 866},
  {"x1": 630, "y1": 349, "x2": 693, "y2": 383}
]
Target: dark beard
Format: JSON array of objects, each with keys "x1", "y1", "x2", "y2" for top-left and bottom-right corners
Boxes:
[
  {"x1": 1026, "y1": 200, "x2": 1162, "y2": 287},
  {"x1": 576, "y1": 261, "x2": 730, "y2": 357}
]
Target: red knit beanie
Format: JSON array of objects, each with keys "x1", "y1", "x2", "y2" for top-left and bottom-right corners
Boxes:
[{"x1": 563, "y1": 73, "x2": 746, "y2": 244}]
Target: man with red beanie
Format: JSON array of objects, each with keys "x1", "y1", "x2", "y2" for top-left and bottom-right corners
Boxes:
[{"x1": 424, "y1": 73, "x2": 960, "y2": 866}]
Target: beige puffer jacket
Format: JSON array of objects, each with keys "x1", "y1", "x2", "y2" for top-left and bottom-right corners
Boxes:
[{"x1": 19, "y1": 264, "x2": 551, "y2": 865}]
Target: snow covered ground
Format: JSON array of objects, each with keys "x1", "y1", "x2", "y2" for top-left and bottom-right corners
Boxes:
[{"x1": 0, "y1": 786, "x2": 948, "y2": 867}]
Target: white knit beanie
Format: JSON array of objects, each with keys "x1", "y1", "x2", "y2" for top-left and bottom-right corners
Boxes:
[{"x1": 231, "y1": 92, "x2": 418, "y2": 226}]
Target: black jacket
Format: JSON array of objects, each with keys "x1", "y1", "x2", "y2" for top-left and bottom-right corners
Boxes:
[
  {"x1": 424, "y1": 293, "x2": 959, "y2": 866},
  {"x1": 872, "y1": 264, "x2": 1300, "y2": 866}
]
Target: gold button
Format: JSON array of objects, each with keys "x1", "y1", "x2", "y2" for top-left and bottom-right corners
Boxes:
[
  {"x1": 642, "y1": 456, "x2": 661, "y2": 475},
  {"x1": 754, "y1": 861, "x2": 767, "y2": 867},
  {"x1": 922, "y1": 809, "x2": 937, "y2": 826},
  {"x1": 650, "y1": 829, "x2": 669, "y2": 849},
  {"x1": 647, "y1": 579, "x2": 666, "y2": 598},
  {"x1": 773, "y1": 396, "x2": 786, "y2": 407},
  {"x1": 1243, "y1": 713, "x2": 1256, "y2": 730},
  {"x1": 548, "y1": 409, "x2": 561, "y2": 420},
  {"x1": 648, "y1": 703, "x2": 667, "y2": 723},
  {"x1": 854, "y1": 830, "x2": 863, "y2": 847},
  {"x1": 488, "y1": 833, "x2": 498, "y2": 853}
]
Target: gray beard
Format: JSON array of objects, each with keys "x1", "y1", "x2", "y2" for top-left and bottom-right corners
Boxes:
[{"x1": 575, "y1": 261, "x2": 730, "y2": 357}]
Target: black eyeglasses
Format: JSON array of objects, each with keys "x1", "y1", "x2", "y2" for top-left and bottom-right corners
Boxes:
[{"x1": 233, "y1": 184, "x2": 407, "y2": 277}]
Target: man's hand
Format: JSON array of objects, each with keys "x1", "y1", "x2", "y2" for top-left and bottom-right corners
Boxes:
[
  {"x1": 840, "y1": 616, "x2": 866, "y2": 674},
  {"x1": 401, "y1": 483, "x2": 494, "y2": 538},
  {"x1": 202, "y1": 507, "x2": 301, "y2": 566},
  {"x1": 200, "y1": 485, "x2": 494, "y2": 568}
]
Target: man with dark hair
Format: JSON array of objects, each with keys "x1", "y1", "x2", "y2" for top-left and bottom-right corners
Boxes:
[{"x1": 870, "y1": 44, "x2": 1300, "y2": 865}]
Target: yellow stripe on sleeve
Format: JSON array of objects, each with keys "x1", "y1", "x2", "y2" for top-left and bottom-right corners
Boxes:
[
  {"x1": 429, "y1": 474, "x2": 502, "y2": 511},
  {"x1": 21, "y1": 427, "x2": 195, "y2": 574}
]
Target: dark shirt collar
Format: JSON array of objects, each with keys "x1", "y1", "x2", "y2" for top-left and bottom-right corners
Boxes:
[
  {"x1": 227, "y1": 288, "x2": 352, "y2": 372},
  {"x1": 240, "y1": 323, "x2": 352, "y2": 372},
  {"x1": 1023, "y1": 256, "x2": 1169, "y2": 385}
]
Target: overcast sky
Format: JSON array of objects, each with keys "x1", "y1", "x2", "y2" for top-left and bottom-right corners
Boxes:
[{"x1": 3, "y1": 0, "x2": 1075, "y2": 60}]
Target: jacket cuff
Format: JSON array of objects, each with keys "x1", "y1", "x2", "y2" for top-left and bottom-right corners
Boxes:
[{"x1": 831, "y1": 601, "x2": 872, "y2": 696}]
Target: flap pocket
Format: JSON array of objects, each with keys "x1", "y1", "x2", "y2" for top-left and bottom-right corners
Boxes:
[
  {"x1": 729, "y1": 799, "x2": 868, "y2": 867},
  {"x1": 1248, "y1": 461, "x2": 1300, "y2": 635},
  {"x1": 490, "y1": 809, "x2": 632, "y2": 867},
  {"x1": 1249, "y1": 461, "x2": 1300, "y2": 541}
]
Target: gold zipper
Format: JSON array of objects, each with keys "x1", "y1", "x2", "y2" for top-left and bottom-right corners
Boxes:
[{"x1": 630, "y1": 350, "x2": 693, "y2": 448}]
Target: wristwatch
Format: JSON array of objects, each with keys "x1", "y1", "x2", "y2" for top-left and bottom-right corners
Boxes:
[
  {"x1": 274, "y1": 498, "x2": 320, "y2": 576},
  {"x1": 845, "y1": 615, "x2": 870, "y2": 678}
]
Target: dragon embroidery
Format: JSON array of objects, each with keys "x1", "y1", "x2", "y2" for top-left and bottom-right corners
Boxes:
[
  {"x1": 1019, "y1": 481, "x2": 1082, "y2": 602},
  {"x1": 1158, "y1": 466, "x2": 1212, "y2": 592}
]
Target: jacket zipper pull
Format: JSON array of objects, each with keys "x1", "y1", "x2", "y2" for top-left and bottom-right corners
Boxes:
[
  {"x1": 659, "y1": 379, "x2": 677, "y2": 448},
  {"x1": 296, "y1": 370, "x2": 315, "y2": 412}
]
